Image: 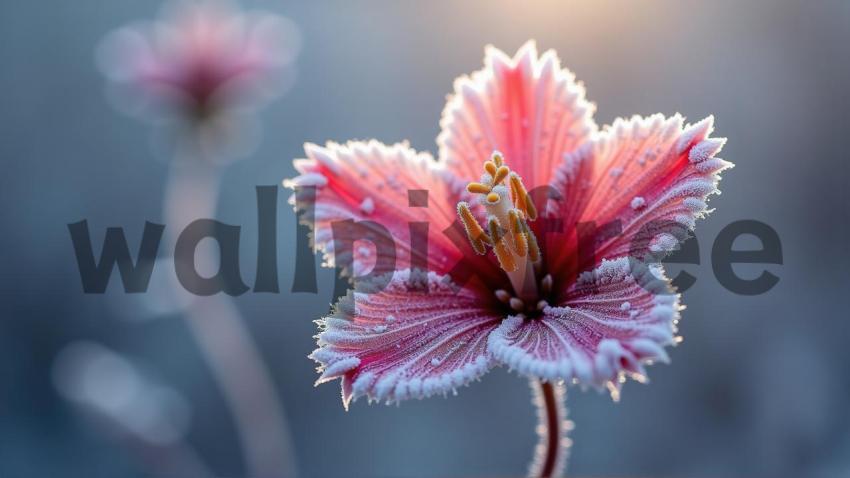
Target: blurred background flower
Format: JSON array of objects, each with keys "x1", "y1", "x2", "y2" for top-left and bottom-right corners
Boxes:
[{"x1": 97, "y1": 0, "x2": 301, "y2": 161}]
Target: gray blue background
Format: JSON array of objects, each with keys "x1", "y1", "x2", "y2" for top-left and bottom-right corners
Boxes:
[{"x1": 2, "y1": 1, "x2": 849, "y2": 477}]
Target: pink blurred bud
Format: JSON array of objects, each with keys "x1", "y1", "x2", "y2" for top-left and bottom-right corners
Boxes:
[{"x1": 97, "y1": 0, "x2": 300, "y2": 159}]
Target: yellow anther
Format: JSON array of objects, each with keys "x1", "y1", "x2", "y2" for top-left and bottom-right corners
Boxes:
[
  {"x1": 492, "y1": 151, "x2": 504, "y2": 167},
  {"x1": 488, "y1": 217, "x2": 518, "y2": 272},
  {"x1": 469, "y1": 238, "x2": 487, "y2": 255},
  {"x1": 493, "y1": 166, "x2": 510, "y2": 185},
  {"x1": 457, "y1": 202, "x2": 490, "y2": 255},
  {"x1": 524, "y1": 192, "x2": 538, "y2": 221},
  {"x1": 484, "y1": 161, "x2": 498, "y2": 177},
  {"x1": 507, "y1": 209, "x2": 528, "y2": 257},
  {"x1": 522, "y1": 220, "x2": 541, "y2": 263},
  {"x1": 486, "y1": 192, "x2": 500, "y2": 203},
  {"x1": 467, "y1": 182, "x2": 492, "y2": 195},
  {"x1": 509, "y1": 173, "x2": 526, "y2": 208},
  {"x1": 509, "y1": 173, "x2": 537, "y2": 221}
]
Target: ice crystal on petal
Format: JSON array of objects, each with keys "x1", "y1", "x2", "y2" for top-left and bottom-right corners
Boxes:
[
  {"x1": 310, "y1": 270, "x2": 501, "y2": 407},
  {"x1": 488, "y1": 259, "x2": 681, "y2": 398},
  {"x1": 359, "y1": 197, "x2": 375, "y2": 215},
  {"x1": 630, "y1": 196, "x2": 646, "y2": 210}
]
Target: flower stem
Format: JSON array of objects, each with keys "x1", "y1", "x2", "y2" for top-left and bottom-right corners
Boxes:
[
  {"x1": 529, "y1": 380, "x2": 571, "y2": 478},
  {"x1": 164, "y1": 160, "x2": 298, "y2": 477}
]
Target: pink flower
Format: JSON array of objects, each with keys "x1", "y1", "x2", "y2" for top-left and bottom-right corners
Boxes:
[
  {"x1": 98, "y1": 0, "x2": 299, "y2": 125},
  {"x1": 289, "y1": 42, "x2": 731, "y2": 409}
]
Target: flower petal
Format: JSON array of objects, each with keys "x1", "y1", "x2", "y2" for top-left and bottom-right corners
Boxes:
[
  {"x1": 310, "y1": 269, "x2": 502, "y2": 407},
  {"x1": 488, "y1": 258, "x2": 679, "y2": 399},
  {"x1": 286, "y1": 140, "x2": 473, "y2": 277},
  {"x1": 438, "y1": 41, "x2": 597, "y2": 190},
  {"x1": 546, "y1": 114, "x2": 732, "y2": 285}
]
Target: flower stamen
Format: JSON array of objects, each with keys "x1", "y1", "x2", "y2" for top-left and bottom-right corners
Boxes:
[
  {"x1": 467, "y1": 182, "x2": 492, "y2": 195},
  {"x1": 494, "y1": 289, "x2": 511, "y2": 303},
  {"x1": 524, "y1": 220, "x2": 541, "y2": 263},
  {"x1": 457, "y1": 202, "x2": 491, "y2": 255},
  {"x1": 493, "y1": 286, "x2": 553, "y2": 315},
  {"x1": 507, "y1": 209, "x2": 528, "y2": 258},
  {"x1": 509, "y1": 297, "x2": 526, "y2": 312},
  {"x1": 457, "y1": 151, "x2": 542, "y2": 300},
  {"x1": 509, "y1": 172, "x2": 537, "y2": 220},
  {"x1": 488, "y1": 216, "x2": 518, "y2": 272},
  {"x1": 493, "y1": 165, "x2": 510, "y2": 185}
]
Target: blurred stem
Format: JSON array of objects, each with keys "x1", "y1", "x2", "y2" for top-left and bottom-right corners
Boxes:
[
  {"x1": 529, "y1": 380, "x2": 569, "y2": 478},
  {"x1": 163, "y1": 160, "x2": 297, "y2": 478}
]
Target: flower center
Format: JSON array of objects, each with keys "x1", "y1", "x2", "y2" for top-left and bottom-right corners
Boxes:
[{"x1": 456, "y1": 151, "x2": 544, "y2": 306}]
